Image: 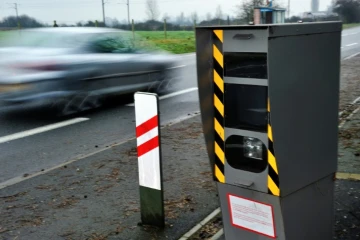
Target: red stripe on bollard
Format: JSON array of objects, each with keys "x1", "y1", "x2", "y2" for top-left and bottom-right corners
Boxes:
[
  {"x1": 137, "y1": 136, "x2": 159, "y2": 157},
  {"x1": 136, "y1": 115, "x2": 158, "y2": 138}
]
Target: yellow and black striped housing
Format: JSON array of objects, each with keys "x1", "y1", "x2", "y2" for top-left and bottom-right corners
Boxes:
[
  {"x1": 213, "y1": 30, "x2": 225, "y2": 183},
  {"x1": 267, "y1": 100, "x2": 280, "y2": 196},
  {"x1": 212, "y1": 30, "x2": 280, "y2": 195}
]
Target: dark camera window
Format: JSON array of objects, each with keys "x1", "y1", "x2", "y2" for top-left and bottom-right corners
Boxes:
[
  {"x1": 224, "y1": 52, "x2": 268, "y2": 79},
  {"x1": 224, "y1": 84, "x2": 268, "y2": 132},
  {"x1": 225, "y1": 135, "x2": 267, "y2": 173}
]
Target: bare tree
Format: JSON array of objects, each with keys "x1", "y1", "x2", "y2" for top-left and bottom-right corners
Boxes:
[
  {"x1": 235, "y1": 0, "x2": 264, "y2": 21},
  {"x1": 206, "y1": 12, "x2": 212, "y2": 21},
  {"x1": 146, "y1": 0, "x2": 160, "y2": 21},
  {"x1": 215, "y1": 5, "x2": 223, "y2": 19},
  {"x1": 176, "y1": 12, "x2": 185, "y2": 25},
  {"x1": 334, "y1": 0, "x2": 360, "y2": 23},
  {"x1": 190, "y1": 11, "x2": 198, "y2": 23}
]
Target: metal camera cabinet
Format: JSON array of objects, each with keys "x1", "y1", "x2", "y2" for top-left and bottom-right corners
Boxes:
[{"x1": 195, "y1": 22, "x2": 341, "y2": 239}]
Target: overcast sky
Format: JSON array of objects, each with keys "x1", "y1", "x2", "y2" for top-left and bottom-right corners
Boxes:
[{"x1": 0, "y1": 0, "x2": 334, "y2": 25}]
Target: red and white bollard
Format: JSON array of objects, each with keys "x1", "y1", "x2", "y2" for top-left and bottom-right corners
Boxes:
[{"x1": 134, "y1": 92, "x2": 164, "y2": 228}]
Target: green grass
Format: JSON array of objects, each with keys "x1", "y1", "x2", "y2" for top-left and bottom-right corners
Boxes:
[
  {"x1": 136, "y1": 31, "x2": 195, "y2": 54},
  {"x1": 343, "y1": 23, "x2": 360, "y2": 30},
  {"x1": 0, "y1": 31, "x2": 6, "y2": 38},
  {"x1": 0, "y1": 30, "x2": 196, "y2": 54},
  {"x1": 0, "y1": 29, "x2": 195, "y2": 54}
]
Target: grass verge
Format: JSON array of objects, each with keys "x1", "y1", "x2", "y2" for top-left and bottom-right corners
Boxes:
[
  {"x1": 136, "y1": 31, "x2": 195, "y2": 54},
  {"x1": 343, "y1": 23, "x2": 360, "y2": 30}
]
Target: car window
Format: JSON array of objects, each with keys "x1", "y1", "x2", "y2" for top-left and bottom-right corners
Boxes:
[{"x1": 89, "y1": 33, "x2": 136, "y2": 54}]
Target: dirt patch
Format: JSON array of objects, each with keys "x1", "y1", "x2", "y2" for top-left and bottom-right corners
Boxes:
[
  {"x1": 106, "y1": 168, "x2": 121, "y2": 180},
  {"x1": 52, "y1": 197, "x2": 80, "y2": 209},
  {"x1": 165, "y1": 195, "x2": 196, "y2": 219},
  {"x1": 15, "y1": 216, "x2": 44, "y2": 227},
  {"x1": 95, "y1": 184, "x2": 115, "y2": 193},
  {"x1": 0, "y1": 191, "x2": 28, "y2": 202}
]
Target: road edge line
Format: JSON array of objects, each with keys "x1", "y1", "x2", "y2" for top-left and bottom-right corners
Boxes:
[
  {"x1": 176, "y1": 53, "x2": 195, "y2": 57},
  {"x1": 0, "y1": 117, "x2": 89, "y2": 144},
  {"x1": 344, "y1": 51, "x2": 360, "y2": 60},
  {"x1": 126, "y1": 87, "x2": 198, "y2": 107}
]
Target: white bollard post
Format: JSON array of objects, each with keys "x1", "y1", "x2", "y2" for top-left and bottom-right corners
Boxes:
[{"x1": 134, "y1": 92, "x2": 164, "y2": 228}]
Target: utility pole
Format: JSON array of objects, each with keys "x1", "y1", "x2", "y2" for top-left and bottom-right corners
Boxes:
[
  {"x1": 127, "y1": 0, "x2": 130, "y2": 26},
  {"x1": 288, "y1": 0, "x2": 291, "y2": 18},
  {"x1": 101, "y1": 0, "x2": 105, "y2": 26},
  {"x1": 10, "y1": 3, "x2": 20, "y2": 28},
  {"x1": 14, "y1": 3, "x2": 18, "y2": 19}
]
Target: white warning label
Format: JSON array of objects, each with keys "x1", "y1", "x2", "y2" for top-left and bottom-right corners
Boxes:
[{"x1": 228, "y1": 194, "x2": 276, "y2": 238}]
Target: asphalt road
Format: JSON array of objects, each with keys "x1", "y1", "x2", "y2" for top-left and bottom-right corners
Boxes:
[
  {"x1": 0, "y1": 27, "x2": 360, "y2": 186},
  {"x1": 341, "y1": 26, "x2": 360, "y2": 59}
]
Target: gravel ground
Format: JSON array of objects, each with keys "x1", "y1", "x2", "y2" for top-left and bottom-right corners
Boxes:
[
  {"x1": 338, "y1": 111, "x2": 360, "y2": 174},
  {"x1": 339, "y1": 55, "x2": 360, "y2": 120},
  {"x1": 339, "y1": 55, "x2": 360, "y2": 110},
  {"x1": 0, "y1": 116, "x2": 219, "y2": 240}
]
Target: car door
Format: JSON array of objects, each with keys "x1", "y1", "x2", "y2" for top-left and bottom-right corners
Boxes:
[{"x1": 83, "y1": 32, "x2": 161, "y2": 96}]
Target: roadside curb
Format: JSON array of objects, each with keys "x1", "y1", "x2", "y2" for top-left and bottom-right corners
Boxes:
[
  {"x1": 178, "y1": 208, "x2": 221, "y2": 240},
  {"x1": 210, "y1": 229, "x2": 224, "y2": 240}
]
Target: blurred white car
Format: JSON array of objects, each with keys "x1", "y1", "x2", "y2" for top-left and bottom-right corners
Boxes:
[{"x1": 0, "y1": 27, "x2": 179, "y2": 115}]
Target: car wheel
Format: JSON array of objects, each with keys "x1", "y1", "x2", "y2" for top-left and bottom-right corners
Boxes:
[
  {"x1": 80, "y1": 93, "x2": 102, "y2": 110},
  {"x1": 150, "y1": 71, "x2": 173, "y2": 95},
  {"x1": 53, "y1": 92, "x2": 102, "y2": 117}
]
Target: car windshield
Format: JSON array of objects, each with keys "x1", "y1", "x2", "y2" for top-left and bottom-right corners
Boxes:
[
  {"x1": 0, "y1": 30, "x2": 95, "y2": 48},
  {"x1": 86, "y1": 31, "x2": 160, "y2": 53}
]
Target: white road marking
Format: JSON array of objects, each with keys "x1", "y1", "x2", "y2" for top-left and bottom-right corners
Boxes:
[
  {"x1": 339, "y1": 96, "x2": 360, "y2": 118},
  {"x1": 166, "y1": 64, "x2": 187, "y2": 70},
  {"x1": 346, "y1": 43, "x2": 358, "y2": 47},
  {"x1": 126, "y1": 87, "x2": 198, "y2": 107},
  {"x1": 343, "y1": 32, "x2": 360, "y2": 37},
  {"x1": 0, "y1": 118, "x2": 89, "y2": 144},
  {"x1": 177, "y1": 53, "x2": 196, "y2": 57},
  {"x1": 157, "y1": 87, "x2": 198, "y2": 100},
  {"x1": 350, "y1": 96, "x2": 360, "y2": 105},
  {"x1": 344, "y1": 52, "x2": 360, "y2": 60},
  {"x1": 339, "y1": 107, "x2": 360, "y2": 128}
]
